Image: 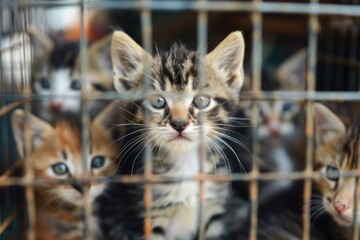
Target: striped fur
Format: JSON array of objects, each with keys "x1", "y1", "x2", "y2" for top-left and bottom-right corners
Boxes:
[
  {"x1": 314, "y1": 103, "x2": 360, "y2": 229},
  {"x1": 111, "y1": 31, "x2": 245, "y2": 239},
  {"x1": 11, "y1": 103, "x2": 120, "y2": 240}
]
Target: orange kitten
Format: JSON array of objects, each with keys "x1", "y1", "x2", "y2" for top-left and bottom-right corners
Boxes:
[{"x1": 12, "y1": 103, "x2": 119, "y2": 240}]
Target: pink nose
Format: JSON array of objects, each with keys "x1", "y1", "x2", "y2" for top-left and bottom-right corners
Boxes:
[
  {"x1": 50, "y1": 102, "x2": 63, "y2": 112},
  {"x1": 334, "y1": 201, "x2": 349, "y2": 214},
  {"x1": 268, "y1": 121, "x2": 280, "y2": 136}
]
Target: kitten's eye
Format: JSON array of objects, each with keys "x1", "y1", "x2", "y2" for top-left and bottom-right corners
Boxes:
[
  {"x1": 91, "y1": 156, "x2": 106, "y2": 169},
  {"x1": 193, "y1": 95, "x2": 210, "y2": 109},
  {"x1": 326, "y1": 166, "x2": 340, "y2": 181},
  {"x1": 149, "y1": 94, "x2": 166, "y2": 109},
  {"x1": 282, "y1": 102, "x2": 293, "y2": 112},
  {"x1": 51, "y1": 163, "x2": 69, "y2": 176},
  {"x1": 40, "y1": 78, "x2": 50, "y2": 89},
  {"x1": 71, "y1": 80, "x2": 82, "y2": 90}
]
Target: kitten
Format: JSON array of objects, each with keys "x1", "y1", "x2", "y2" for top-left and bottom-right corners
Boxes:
[
  {"x1": 241, "y1": 50, "x2": 306, "y2": 202},
  {"x1": 313, "y1": 103, "x2": 360, "y2": 233},
  {"x1": 28, "y1": 27, "x2": 113, "y2": 121},
  {"x1": 11, "y1": 102, "x2": 119, "y2": 240},
  {"x1": 108, "y1": 31, "x2": 245, "y2": 239}
]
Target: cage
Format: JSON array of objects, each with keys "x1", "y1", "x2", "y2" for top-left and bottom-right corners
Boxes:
[{"x1": 0, "y1": 0, "x2": 360, "y2": 240}]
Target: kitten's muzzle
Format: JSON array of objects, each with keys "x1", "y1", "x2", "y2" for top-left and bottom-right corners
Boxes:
[
  {"x1": 71, "y1": 183, "x2": 83, "y2": 194},
  {"x1": 170, "y1": 120, "x2": 189, "y2": 133}
]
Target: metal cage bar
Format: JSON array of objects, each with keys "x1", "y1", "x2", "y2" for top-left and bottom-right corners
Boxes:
[{"x1": 0, "y1": 1, "x2": 360, "y2": 240}]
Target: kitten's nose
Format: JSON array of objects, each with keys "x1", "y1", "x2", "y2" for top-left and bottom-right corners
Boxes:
[
  {"x1": 334, "y1": 200, "x2": 349, "y2": 214},
  {"x1": 71, "y1": 183, "x2": 83, "y2": 194},
  {"x1": 170, "y1": 120, "x2": 189, "y2": 133},
  {"x1": 50, "y1": 102, "x2": 63, "y2": 112}
]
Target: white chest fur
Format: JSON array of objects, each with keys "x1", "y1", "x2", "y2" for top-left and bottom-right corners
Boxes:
[{"x1": 154, "y1": 148, "x2": 201, "y2": 207}]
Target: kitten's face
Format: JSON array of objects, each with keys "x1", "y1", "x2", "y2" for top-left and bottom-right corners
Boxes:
[
  {"x1": 29, "y1": 28, "x2": 113, "y2": 117},
  {"x1": 110, "y1": 32, "x2": 245, "y2": 152},
  {"x1": 314, "y1": 104, "x2": 360, "y2": 227},
  {"x1": 12, "y1": 105, "x2": 118, "y2": 207},
  {"x1": 243, "y1": 101, "x2": 300, "y2": 139},
  {"x1": 32, "y1": 68, "x2": 82, "y2": 113}
]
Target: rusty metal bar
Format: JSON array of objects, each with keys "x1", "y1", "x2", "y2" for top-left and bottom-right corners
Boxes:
[
  {"x1": 2, "y1": 90, "x2": 360, "y2": 103},
  {"x1": 78, "y1": 0, "x2": 93, "y2": 238},
  {"x1": 196, "y1": 0, "x2": 208, "y2": 239},
  {"x1": 0, "y1": 204, "x2": 22, "y2": 235},
  {"x1": 140, "y1": 0, "x2": 154, "y2": 238},
  {"x1": 249, "y1": 0, "x2": 262, "y2": 239},
  {"x1": 302, "y1": 1, "x2": 318, "y2": 239},
  {"x1": 3, "y1": 1, "x2": 360, "y2": 17},
  {"x1": 9, "y1": 169, "x2": 360, "y2": 187}
]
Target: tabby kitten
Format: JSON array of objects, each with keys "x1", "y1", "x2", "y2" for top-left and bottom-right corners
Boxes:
[
  {"x1": 241, "y1": 50, "x2": 306, "y2": 202},
  {"x1": 110, "y1": 31, "x2": 245, "y2": 239},
  {"x1": 11, "y1": 102, "x2": 119, "y2": 240},
  {"x1": 28, "y1": 27, "x2": 113, "y2": 121},
  {"x1": 314, "y1": 103, "x2": 360, "y2": 230}
]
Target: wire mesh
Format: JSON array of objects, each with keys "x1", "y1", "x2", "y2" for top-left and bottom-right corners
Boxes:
[{"x1": 0, "y1": 0, "x2": 360, "y2": 240}]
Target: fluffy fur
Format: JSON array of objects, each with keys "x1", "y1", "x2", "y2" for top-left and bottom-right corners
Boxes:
[
  {"x1": 12, "y1": 102, "x2": 120, "y2": 240},
  {"x1": 109, "y1": 31, "x2": 245, "y2": 239}
]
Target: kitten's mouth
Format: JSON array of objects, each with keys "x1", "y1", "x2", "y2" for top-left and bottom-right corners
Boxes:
[{"x1": 171, "y1": 135, "x2": 191, "y2": 142}]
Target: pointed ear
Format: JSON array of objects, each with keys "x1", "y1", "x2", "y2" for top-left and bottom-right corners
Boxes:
[
  {"x1": 88, "y1": 34, "x2": 112, "y2": 70},
  {"x1": 111, "y1": 31, "x2": 152, "y2": 94},
  {"x1": 28, "y1": 26, "x2": 54, "y2": 59},
  {"x1": 277, "y1": 48, "x2": 306, "y2": 90},
  {"x1": 206, "y1": 31, "x2": 245, "y2": 92},
  {"x1": 93, "y1": 100, "x2": 122, "y2": 132},
  {"x1": 12, "y1": 109, "x2": 54, "y2": 159},
  {"x1": 84, "y1": 34, "x2": 114, "y2": 91},
  {"x1": 314, "y1": 103, "x2": 345, "y2": 146}
]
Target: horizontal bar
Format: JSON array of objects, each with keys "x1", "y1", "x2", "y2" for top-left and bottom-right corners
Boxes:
[
  {"x1": 0, "y1": 91, "x2": 359, "y2": 102},
  {"x1": 1, "y1": 1, "x2": 360, "y2": 17},
  {"x1": 3, "y1": 169, "x2": 360, "y2": 187}
]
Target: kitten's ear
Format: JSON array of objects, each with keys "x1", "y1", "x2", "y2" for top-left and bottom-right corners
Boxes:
[
  {"x1": 277, "y1": 49, "x2": 306, "y2": 90},
  {"x1": 111, "y1": 31, "x2": 152, "y2": 94},
  {"x1": 206, "y1": 31, "x2": 245, "y2": 91},
  {"x1": 28, "y1": 26, "x2": 54, "y2": 59},
  {"x1": 85, "y1": 34, "x2": 114, "y2": 91},
  {"x1": 314, "y1": 103, "x2": 345, "y2": 145},
  {"x1": 12, "y1": 109, "x2": 54, "y2": 159},
  {"x1": 93, "y1": 100, "x2": 122, "y2": 133},
  {"x1": 88, "y1": 34, "x2": 112, "y2": 71}
]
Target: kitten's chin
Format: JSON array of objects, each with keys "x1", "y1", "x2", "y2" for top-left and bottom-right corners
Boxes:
[
  {"x1": 163, "y1": 136, "x2": 200, "y2": 152},
  {"x1": 333, "y1": 214, "x2": 353, "y2": 227}
]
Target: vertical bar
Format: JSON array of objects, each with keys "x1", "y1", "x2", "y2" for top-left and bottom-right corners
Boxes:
[
  {"x1": 303, "y1": 1, "x2": 318, "y2": 240},
  {"x1": 249, "y1": 0, "x2": 262, "y2": 239},
  {"x1": 196, "y1": 0, "x2": 207, "y2": 239},
  {"x1": 140, "y1": 0, "x2": 153, "y2": 239},
  {"x1": 79, "y1": 0, "x2": 92, "y2": 239},
  {"x1": 19, "y1": 1, "x2": 36, "y2": 239}
]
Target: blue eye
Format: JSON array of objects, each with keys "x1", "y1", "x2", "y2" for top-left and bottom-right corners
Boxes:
[
  {"x1": 193, "y1": 95, "x2": 210, "y2": 109},
  {"x1": 51, "y1": 163, "x2": 69, "y2": 176},
  {"x1": 149, "y1": 94, "x2": 166, "y2": 109},
  {"x1": 91, "y1": 156, "x2": 106, "y2": 169},
  {"x1": 71, "y1": 79, "x2": 81, "y2": 90},
  {"x1": 282, "y1": 103, "x2": 293, "y2": 112},
  {"x1": 40, "y1": 78, "x2": 50, "y2": 89},
  {"x1": 326, "y1": 166, "x2": 340, "y2": 182}
]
